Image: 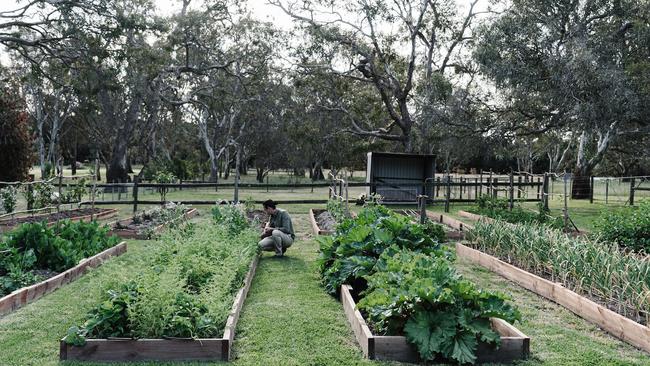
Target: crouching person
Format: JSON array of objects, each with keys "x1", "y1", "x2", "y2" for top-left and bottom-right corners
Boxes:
[{"x1": 258, "y1": 199, "x2": 295, "y2": 257}]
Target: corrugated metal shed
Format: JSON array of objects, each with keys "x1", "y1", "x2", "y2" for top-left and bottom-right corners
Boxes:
[{"x1": 366, "y1": 152, "x2": 436, "y2": 203}]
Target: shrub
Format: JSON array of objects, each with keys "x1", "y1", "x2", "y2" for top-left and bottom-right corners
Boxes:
[
  {"x1": 0, "y1": 186, "x2": 18, "y2": 213},
  {"x1": 594, "y1": 201, "x2": 650, "y2": 252}
]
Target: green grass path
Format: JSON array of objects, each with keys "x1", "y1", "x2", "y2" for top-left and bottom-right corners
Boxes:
[{"x1": 230, "y1": 213, "x2": 388, "y2": 366}]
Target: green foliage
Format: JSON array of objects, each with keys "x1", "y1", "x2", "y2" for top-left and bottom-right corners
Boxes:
[
  {"x1": 326, "y1": 198, "x2": 347, "y2": 222},
  {"x1": 422, "y1": 219, "x2": 446, "y2": 243},
  {"x1": 0, "y1": 220, "x2": 118, "y2": 296},
  {"x1": 64, "y1": 219, "x2": 258, "y2": 344},
  {"x1": 154, "y1": 171, "x2": 176, "y2": 202},
  {"x1": 468, "y1": 220, "x2": 650, "y2": 322},
  {"x1": 212, "y1": 204, "x2": 249, "y2": 235},
  {"x1": 0, "y1": 186, "x2": 18, "y2": 213},
  {"x1": 317, "y1": 205, "x2": 451, "y2": 295},
  {"x1": 472, "y1": 195, "x2": 563, "y2": 229},
  {"x1": 594, "y1": 201, "x2": 650, "y2": 252},
  {"x1": 33, "y1": 182, "x2": 53, "y2": 209},
  {"x1": 358, "y1": 247, "x2": 520, "y2": 364}
]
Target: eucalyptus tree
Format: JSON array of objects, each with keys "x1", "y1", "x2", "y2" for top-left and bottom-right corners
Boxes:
[
  {"x1": 18, "y1": 61, "x2": 76, "y2": 178},
  {"x1": 270, "y1": 0, "x2": 489, "y2": 152},
  {"x1": 163, "y1": 0, "x2": 282, "y2": 182},
  {"x1": 475, "y1": 0, "x2": 650, "y2": 197}
]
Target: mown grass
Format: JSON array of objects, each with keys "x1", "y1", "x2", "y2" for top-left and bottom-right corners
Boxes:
[{"x1": 0, "y1": 207, "x2": 648, "y2": 365}]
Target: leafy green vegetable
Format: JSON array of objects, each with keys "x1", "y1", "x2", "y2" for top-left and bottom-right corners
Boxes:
[
  {"x1": 316, "y1": 205, "x2": 451, "y2": 295},
  {"x1": 359, "y1": 248, "x2": 520, "y2": 364},
  {"x1": 0, "y1": 220, "x2": 119, "y2": 296}
]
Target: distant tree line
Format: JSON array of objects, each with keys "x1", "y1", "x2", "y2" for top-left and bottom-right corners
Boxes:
[{"x1": 0, "y1": 0, "x2": 648, "y2": 197}]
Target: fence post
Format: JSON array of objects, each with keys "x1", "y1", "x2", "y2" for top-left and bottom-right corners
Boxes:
[
  {"x1": 459, "y1": 178, "x2": 463, "y2": 200},
  {"x1": 479, "y1": 173, "x2": 483, "y2": 197},
  {"x1": 509, "y1": 172, "x2": 514, "y2": 210},
  {"x1": 563, "y1": 172, "x2": 569, "y2": 231},
  {"x1": 91, "y1": 159, "x2": 98, "y2": 220},
  {"x1": 605, "y1": 179, "x2": 609, "y2": 204},
  {"x1": 493, "y1": 178, "x2": 498, "y2": 198},
  {"x1": 418, "y1": 195, "x2": 428, "y2": 224},
  {"x1": 589, "y1": 176, "x2": 594, "y2": 204},
  {"x1": 57, "y1": 173, "x2": 63, "y2": 213},
  {"x1": 445, "y1": 176, "x2": 451, "y2": 213},
  {"x1": 133, "y1": 176, "x2": 139, "y2": 214},
  {"x1": 542, "y1": 173, "x2": 549, "y2": 211},
  {"x1": 517, "y1": 176, "x2": 522, "y2": 198},
  {"x1": 629, "y1": 178, "x2": 635, "y2": 206},
  {"x1": 488, "y1": 171, "x2": 493, "y2": 196},
  {"x1": 436, "y1": 177, "x2": 441, "y2": 197}
]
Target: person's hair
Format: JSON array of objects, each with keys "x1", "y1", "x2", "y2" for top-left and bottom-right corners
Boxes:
[{"x1": 262, "y1": 199, "x2": 276, "y2": 209}]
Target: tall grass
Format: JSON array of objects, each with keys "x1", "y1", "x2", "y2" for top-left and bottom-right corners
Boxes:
[{"x1": 467, "y1": 221, "x2": 650, "y2": 324}]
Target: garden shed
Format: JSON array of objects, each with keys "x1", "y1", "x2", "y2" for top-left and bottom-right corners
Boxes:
[{"x1": 366, "y1": 152, "x2": 436, "y2": 203}]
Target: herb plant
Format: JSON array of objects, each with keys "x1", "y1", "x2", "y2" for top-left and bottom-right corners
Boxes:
[{"x1": 64, "y1": 212, "x2": 258, "y2": 344}]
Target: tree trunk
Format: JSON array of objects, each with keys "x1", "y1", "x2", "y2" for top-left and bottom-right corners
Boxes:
[
  {"x1": 256, "y1": 167, "x2": 264, "y2": 183},
  {"x1": 223, "y1": 149, "x2": 231, "y2": 180},
  {"x1": 106, "y1": 138, "x2": 129, "y2": 184},
  {"x1": 234, "y1": 146, "x2": 241, "y2": 203}
]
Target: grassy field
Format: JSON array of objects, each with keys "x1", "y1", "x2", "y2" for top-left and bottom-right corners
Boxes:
[{"x1": 1, "y1": 205, "x2": 648, "y2": 365}]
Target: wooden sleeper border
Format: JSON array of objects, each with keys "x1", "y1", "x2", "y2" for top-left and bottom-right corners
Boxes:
[
  {"x1": 309, "y1": 208, "x2": 334, "y2": 235},
  {"x1": 341, "y1": 284, "x2": 529, "y2": 363},
  {"x1": 0, "y1": 208, "x2": 118, "y2": 232},
  {"x1": 59, "y1": 254, "x2": 260, "y2": 362},
  {"x1": 456, "y1": 242, "x2": 650, "y2": 354},
  {"x1": 109, "y1": 208, "x2": 199, "y2": 240},
  {"x1": 0, "y1": 241, "x2": 127, "y2": 317}
]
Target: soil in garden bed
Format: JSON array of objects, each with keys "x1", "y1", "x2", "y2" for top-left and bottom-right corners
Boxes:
[
  {"x1": 314, "y1": 209, "x2": 336, "y2": 232},
  {"x1": 113, "y1": 209, "x2": 192, "y2": 233},
  {"x1": 0, "y1": 208, "x2": 113, "y2": 227}
]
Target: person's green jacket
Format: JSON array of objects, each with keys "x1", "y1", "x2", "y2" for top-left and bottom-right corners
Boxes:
[{"x1": 269, "y1": 208, "x2": 295, "y2": 239}]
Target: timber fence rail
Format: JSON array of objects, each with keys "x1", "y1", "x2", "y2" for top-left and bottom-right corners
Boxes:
[{"x1": 63, "y1": 177, "x2": 545, "y2": 213}]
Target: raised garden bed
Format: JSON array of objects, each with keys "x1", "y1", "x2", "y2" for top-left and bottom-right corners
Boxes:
[
  {"x1": 424, "y1": 211, "x2": 474, "y2": 240},
  {"x1": 309, "y1": 208, "x2": 336, "y2": 235},
  {"x1": 60, "y1": 254, "x2": 259, "y2": 362},
  {"x1": 0, "y1": 241, "x2": 127, "y2": 317},
  {"x1": 456, "y1": 242, "x2": 650, "y2": 354},
  {"x1": 0, "y1": 208, "x2": 117, "y2": 232},
  {"x1": 458, "y1": 210, "x2": 496, "y2": 224},
  {"x1": 109, "y1": 208, "x2": 198, "y2": 240},
  {"x1": 340, "y1": 284, "x2": 530, "y2": 363}
]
